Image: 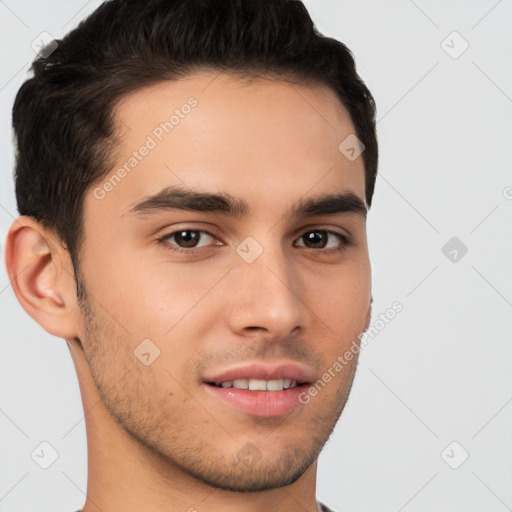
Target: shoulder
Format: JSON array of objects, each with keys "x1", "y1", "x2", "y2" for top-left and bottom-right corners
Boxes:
[{"x1": 318, "y1": 502, "x2": 337, "y2": 512}]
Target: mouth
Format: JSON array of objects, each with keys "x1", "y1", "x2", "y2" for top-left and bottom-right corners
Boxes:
[{"x1": 202, "y1": 362, "x2": 314, "y2": 417}]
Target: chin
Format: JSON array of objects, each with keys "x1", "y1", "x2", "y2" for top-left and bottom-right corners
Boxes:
[{"x1": 174, "y1": 440, "x2": 322, "y2": 492}]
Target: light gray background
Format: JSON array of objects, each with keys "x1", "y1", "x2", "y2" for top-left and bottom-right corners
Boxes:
[{"x1": 1, "y1": 1, "x2": 511, "y2": 511}]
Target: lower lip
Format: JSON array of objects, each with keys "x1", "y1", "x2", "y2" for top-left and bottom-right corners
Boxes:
[{"x1": 202, "y1": 383, "x2": 308, "y2": 417}]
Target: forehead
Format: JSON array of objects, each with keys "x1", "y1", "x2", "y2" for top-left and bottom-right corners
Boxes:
[{"x1": 88, "y1": 71, "x2": 365, "y2": 220}]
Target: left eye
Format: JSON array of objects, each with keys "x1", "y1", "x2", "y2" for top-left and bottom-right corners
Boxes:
[{"x1": 295, "y1": 230, "x2": 348, "y2": 250}]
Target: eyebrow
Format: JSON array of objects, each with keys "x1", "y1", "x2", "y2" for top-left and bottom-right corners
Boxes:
[{"x1": 124, "y1": 185, "x2": 367, "y2": 219}]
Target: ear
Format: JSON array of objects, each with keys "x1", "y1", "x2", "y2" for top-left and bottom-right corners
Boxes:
[
  {"x1": 364, "y1": 295, "x2": 373, "y2": 332},
  {"x1": 5, "y1": 216, "x2": 80, "y2": 340}
]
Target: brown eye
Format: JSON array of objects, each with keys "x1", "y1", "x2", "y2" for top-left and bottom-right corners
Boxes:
[
  {"x1": 159, "y1": 230, "x2": 216, "y2": 250},
  {"x1": 301, "y1": 231, "x2": 328, "y2": 248},
  {"x1": 295, "y1": 230, "x2": 350, "y2": 252}
]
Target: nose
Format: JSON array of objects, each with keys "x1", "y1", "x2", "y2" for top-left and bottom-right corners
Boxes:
[{"x1": 225, "y1": 241, "x2": 309, "y2": 340}]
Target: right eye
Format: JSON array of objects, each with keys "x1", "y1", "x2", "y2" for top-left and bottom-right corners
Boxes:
[{"x1": 157, "y1": 229, "x2": 222, "y2": 253}]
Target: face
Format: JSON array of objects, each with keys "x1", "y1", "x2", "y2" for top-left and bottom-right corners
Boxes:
[{"x1": 76, "y1": 71, "x2": 371, "y2": 491}]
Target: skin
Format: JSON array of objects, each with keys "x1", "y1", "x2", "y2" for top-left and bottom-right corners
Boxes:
[{"x1": 6, "y1": 71, "x2": 372, "y2": 512}]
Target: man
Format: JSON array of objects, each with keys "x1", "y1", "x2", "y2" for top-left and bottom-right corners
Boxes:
[{"x1": 5, "y1": 0, "x2": 378, "y2": 510}]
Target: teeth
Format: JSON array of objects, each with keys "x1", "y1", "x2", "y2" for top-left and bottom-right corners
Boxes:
[
  {"x1": 233, "y1": 379, "x2": 249, "y2": 389},
  {"x1": 266, "y1": 379, "x2": 284, "y2": 391},
  {"x1": 217, "y1": 378, "x2": 297, "y2": 391},
  {"x1": 249, "y1": 379, "x2": 267, "y2": 391}
]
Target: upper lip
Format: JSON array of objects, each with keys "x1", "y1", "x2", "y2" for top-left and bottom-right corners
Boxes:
[{"x1": 203, "y1": 361, "x2": 315, "y2": 385}]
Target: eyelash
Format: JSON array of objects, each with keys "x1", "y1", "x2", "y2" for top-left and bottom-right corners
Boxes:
[{"x1": 156, "y1": 228, "x2": 352, "y2": 255}]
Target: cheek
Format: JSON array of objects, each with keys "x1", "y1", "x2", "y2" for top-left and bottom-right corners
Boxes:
[
  {"x1": 302, "y1": 259, "x2": 371, "y2": 334},
  {"x1": 111, "y1": 259, "x2": 229, "y2": 341}
]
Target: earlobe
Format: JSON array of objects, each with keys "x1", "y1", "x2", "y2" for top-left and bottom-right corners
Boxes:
[{"x1": 5, "y1": 216, "x2": 80, "y2": 340}]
